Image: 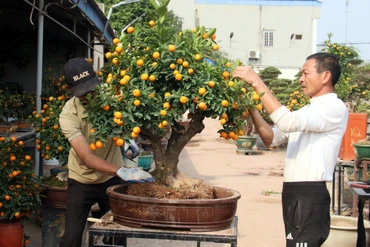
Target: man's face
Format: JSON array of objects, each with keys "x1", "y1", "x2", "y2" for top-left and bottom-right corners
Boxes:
[{"x1": 299, "y1": 59, "x2": 328, "y2": 98}]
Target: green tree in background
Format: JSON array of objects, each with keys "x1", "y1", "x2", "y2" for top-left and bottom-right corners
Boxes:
[
  {"x1": 321, "y1": 33, "x2": 369, "y2": 113},
  {"x1": 259, "y1": 66, "x2": 282, "y2": 81},
  {"x1": 96, "y1": 0, "x2": 182, "y2": 35}
]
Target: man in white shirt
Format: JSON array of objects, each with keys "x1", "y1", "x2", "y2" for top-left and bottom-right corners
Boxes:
[{"x1": 233, "y1": 52, "x2": 348, "y2": 247}]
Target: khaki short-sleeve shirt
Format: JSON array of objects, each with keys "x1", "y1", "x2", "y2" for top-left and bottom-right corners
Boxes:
[{"x1": 59, "y1": 97, "x2": 124, "y2": 184}]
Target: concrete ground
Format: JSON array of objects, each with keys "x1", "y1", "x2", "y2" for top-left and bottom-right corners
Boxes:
[{"x1": 25, "y1": 118, "x2": 289, "y2": 247}]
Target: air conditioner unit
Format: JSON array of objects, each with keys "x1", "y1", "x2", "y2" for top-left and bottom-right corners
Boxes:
[{"x1": 248, "y1": 50, "x2": 260, "y2": 59}]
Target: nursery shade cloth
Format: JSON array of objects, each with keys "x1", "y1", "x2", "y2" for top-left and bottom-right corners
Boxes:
[{"x1": 59, "y1": 97, "x2": 124, "y2": 184}]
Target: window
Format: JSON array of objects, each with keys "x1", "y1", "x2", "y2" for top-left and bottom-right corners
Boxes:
[
  {"x1": 264, "y1": 31, "x2": 274, "y2": 47},
  {"x1": 295, "y1": 34, "x2": 303, "y2": 40}
]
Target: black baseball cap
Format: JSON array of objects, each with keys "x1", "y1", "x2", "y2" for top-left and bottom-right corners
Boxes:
[{"x1": 63, "y1": 58, "x2": 101, "y2": 97}]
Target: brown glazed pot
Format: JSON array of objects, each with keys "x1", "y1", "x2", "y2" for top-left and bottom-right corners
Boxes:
[
  {"x1": 107, "y1": 184, "x2": 241, "y2": 231},
  {"x1": 41, "y1": 185, "x2": 67, "y2": 209},
  {"x1": 0, "y1": 220, "x2": 24, "y2": 247}
]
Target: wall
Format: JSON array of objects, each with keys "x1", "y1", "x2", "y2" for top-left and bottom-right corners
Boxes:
[
  {"x1": 168, "y1": 0, "x2": 196, "y2": 29},
  {"x1": 168, "y1": 0, "x2": 321, "y2": 79}
]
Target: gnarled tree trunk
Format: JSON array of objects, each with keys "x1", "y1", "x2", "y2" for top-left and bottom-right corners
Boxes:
[{"x1": 143, "y1": 113, "x2": 205, "y2": 186}]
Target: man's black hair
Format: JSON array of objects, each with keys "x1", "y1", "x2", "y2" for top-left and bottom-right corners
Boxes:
[{"x1": 306, "y1": 52, "x2": 341, "y2": 86}]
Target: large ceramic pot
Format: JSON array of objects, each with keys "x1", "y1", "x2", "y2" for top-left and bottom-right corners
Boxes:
[
  {"x1": 107, "y1": 184, "x2": 241, "y2": 231},
  {"x1": 322, "y1": 215, "x2": 370, "y2": 247},
  {"x1": 41, "y1": 184, "x2": 67, "y2": 209},
  {"x1": 0, "y1": 220, "x2": 24, "y2": 247}
]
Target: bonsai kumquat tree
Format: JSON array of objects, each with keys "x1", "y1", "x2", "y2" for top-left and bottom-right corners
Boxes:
[
  {"x1": 0, "y1": 136, "x2": 41, "y2": 245},
  {"x1": 85, "y1": 0, "x2": 262, "y2": 186},
  {"x1": 30, "y1": 74, "x2": 72, "y2": 167}
]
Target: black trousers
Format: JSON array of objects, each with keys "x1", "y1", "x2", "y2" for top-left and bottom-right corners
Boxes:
[
  {"x1": 59, "y1": 176, "x2": 124, "y2": 247},
  {"x1": 282, "y1": 181, "x2": 330, "y2": 247}
]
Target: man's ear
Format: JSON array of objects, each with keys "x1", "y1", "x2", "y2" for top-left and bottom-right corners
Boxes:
[{"x1": 322, "y1": 71, "x2": 332, "y2": 85}]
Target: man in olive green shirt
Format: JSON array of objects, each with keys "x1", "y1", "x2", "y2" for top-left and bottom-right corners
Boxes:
[{"x1": 59, "y1": 58, "x2": 153, "y2": 247}]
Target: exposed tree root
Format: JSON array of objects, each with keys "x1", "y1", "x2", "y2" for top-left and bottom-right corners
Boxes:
[{"x1": 127, "y1": 172, "x2": 215, "y2": 199}]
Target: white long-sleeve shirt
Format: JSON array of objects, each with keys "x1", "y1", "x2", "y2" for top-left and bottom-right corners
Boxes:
[{"x1": 270, "y1": 93, "x2": 348, "y2": 182}]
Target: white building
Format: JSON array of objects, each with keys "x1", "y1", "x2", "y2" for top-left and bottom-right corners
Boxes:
[{"x1": 169, "y1": 0, "x2": 322, "y2": 79}]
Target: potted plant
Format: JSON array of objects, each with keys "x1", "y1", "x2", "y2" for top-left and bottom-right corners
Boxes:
[
  {"x1": 31, "y1": 69, "x2": 71, "y2": 169},
  {"x1": 0, "y1": 136, "x2": 42, "y2": 247},
  {"x1": 0, "y1": 82, "x2": 36, "y2": 133},
  {"x1": 28, "y1": 69, "x2": 72, "y2": 203},
  {"x1": 29, "y1": 71, "x2": 72, "y2": 246},
  {"x1": 353, "y1": 136, "x2": 370, "y2": 161},
  {"x1": 234, "y1": 114, "x2": 258, "y2": 153},
  {"x1": 84, "y1": 0, "x2": 261, "y2": 230},
  {"x1": 0, "y1": 82, "x2": 12, "y2": 133},
  {"x1": 13, "y1": 90, "x2": 36, "y2": 131},
  {"x1": 0, "y1": 82, "x2": 18, "y2": 133}
]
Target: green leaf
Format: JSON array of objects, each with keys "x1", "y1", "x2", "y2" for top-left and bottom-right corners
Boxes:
[
  {"x1": 207, "y1": 28, "x2": 216, "y2": 37},
  {"x1": 113, "y1": 128, "x2": 123, "y2": 134},
  {"x1": 134, "y1": 112, "x2": 144, "y2": 118},
  {"x1": 161, "y1": 0, "x2": 171, "y2": 8},
  {"x1": 149, "y1": 1, "x2": 158, "y2": 9}
]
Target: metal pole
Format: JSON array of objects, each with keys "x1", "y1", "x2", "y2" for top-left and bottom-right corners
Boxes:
[
  {"x1": 345, "y1": 0, "x2": 350, "y2": 43},
  {"x1": 87, "y1": 30, "x2": 91, "y2": 59},
  {"x1": 35, "y1": 0, "x2": 44, "y2": 176}
]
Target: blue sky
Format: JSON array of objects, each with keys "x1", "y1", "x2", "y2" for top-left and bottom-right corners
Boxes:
[{"x1": 317, "y1": 0, "x2": 370, "y2": 62}]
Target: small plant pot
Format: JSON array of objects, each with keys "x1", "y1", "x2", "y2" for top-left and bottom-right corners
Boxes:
[
  {"x1": 235, "y1": 136, "x2": 257, "y2": 152},
  {"x1": 0, "y1": 125, "x2": 12, "y2": 136},
  {"x1": 16, "y1": 122, "x2": 32, "y2": 131},
  {"x1": 138, "y1": 153, "x2": 153, "y2": 171},
  {"x1": 43, "y1": 158, "x2": 60, "y2": 166},
  {"x1": 353, "y1": 142, "x2": 370, "y2": 160}
]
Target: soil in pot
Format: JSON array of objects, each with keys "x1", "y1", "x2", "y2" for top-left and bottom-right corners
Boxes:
[
  {"x1": 41, "y1": 174, "x2": 68, "y2": 188},
  {"x1": 127, "y1": 182, "x2": 214, "y2": 199}
]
